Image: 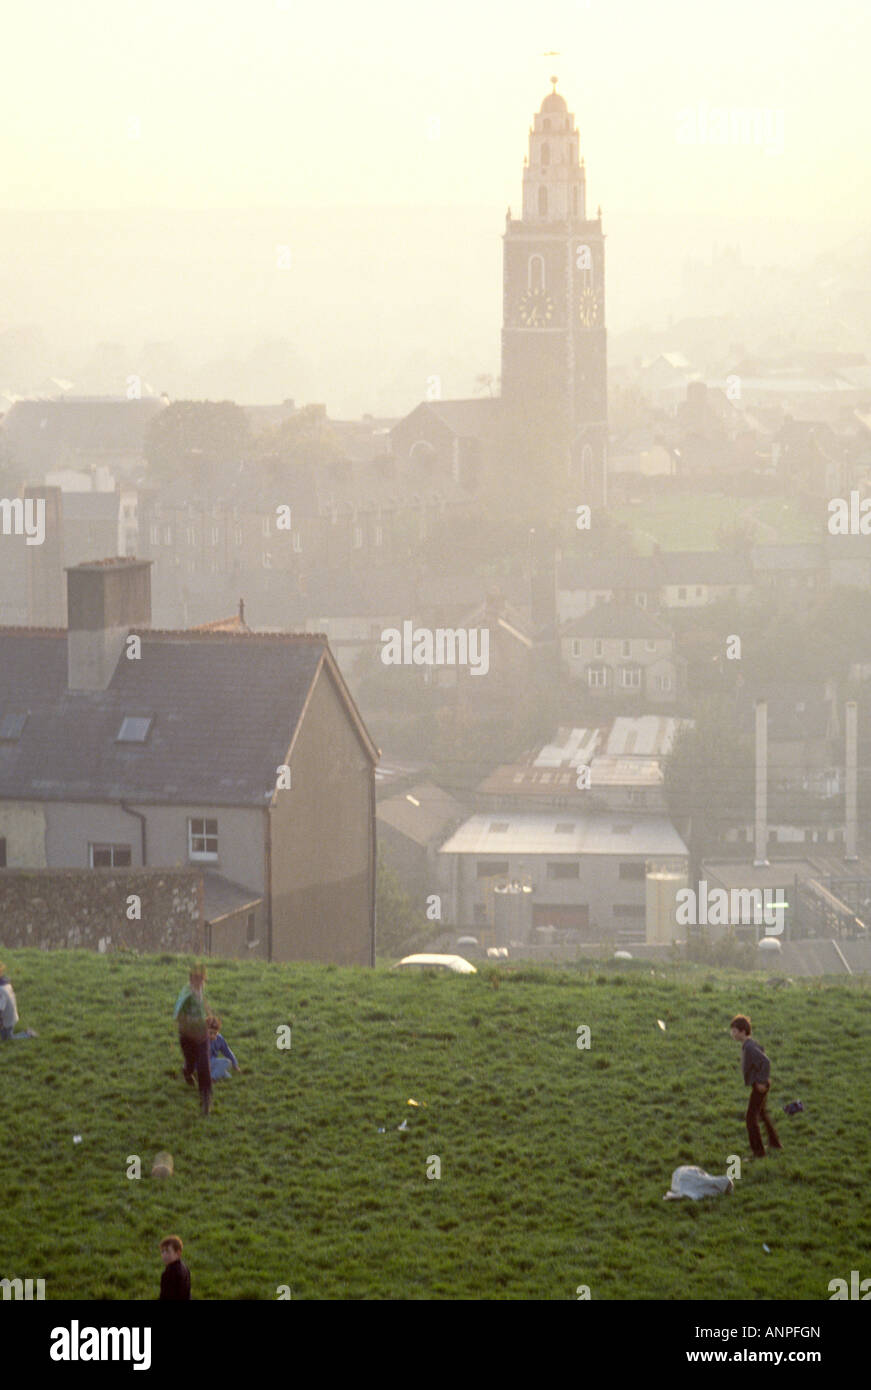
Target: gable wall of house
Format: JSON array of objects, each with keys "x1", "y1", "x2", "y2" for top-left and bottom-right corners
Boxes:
[{"x1": 270, "y1": 664, "x2": 375, "y2": 965}]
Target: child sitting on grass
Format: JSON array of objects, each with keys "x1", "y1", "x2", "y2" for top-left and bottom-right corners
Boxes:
[
  {"x1": 0, "y1": 962, "x2": 37, "y2": 1041},
  {"x1": 207, "y1": 1015, "x2": 240, "y2": 1081}
]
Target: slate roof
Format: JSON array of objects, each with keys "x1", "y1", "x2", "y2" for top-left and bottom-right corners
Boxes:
[
  {"x1": 557, "y1": 555, "x2": 659, "y2": 591},
  {"x1": 562, "y1": 603, "x2": 673, "y2": 640},
  {"x1": 202, "y1": 870, "x2": 262, "y2": 922},
  {"x1": 751, "y1": 544, "x2": 826, "y2": 573},
  {"x1": 559, "y1": 551, "x2": 749, "y2": 593},
  {"x1": 377, "y1": 782, "x2": 465, "y2": 848},
  {"x1": 0, "y1": 630, "x2": 377, "y2": 807},
  {"x1": 2, "y1": 397, "x2": 164, "y2": 460},
  {"x1": 658, "y1": 551, "x2": 748, "y2": 586},
  {"x1": 391, "y1": 398, "x2": 503, "y2": 442}
]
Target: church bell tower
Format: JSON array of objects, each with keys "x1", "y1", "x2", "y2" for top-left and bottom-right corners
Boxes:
[{"x1": 501, "y1": 79, "x2": 607, "y2": 510}]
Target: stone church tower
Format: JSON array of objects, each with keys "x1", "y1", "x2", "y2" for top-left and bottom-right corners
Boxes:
[{"x1": 501, "y1": 80, "x2": 607, "y2": 513}]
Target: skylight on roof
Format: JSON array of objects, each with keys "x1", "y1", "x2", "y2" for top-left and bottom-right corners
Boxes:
[
  {"x1": 117, "y1": 716, "x2": 153, "y2": 743},
  {"x1": 0, "y1": 712, "x2": 27, "y2": 741}
]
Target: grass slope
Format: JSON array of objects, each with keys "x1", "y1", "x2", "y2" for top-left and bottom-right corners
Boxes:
[
  {"x1": 610, "y1": 494, "x2": 818, "y2": 554},
  {"x1": 3, "y1": 949, "x2": 870, "y2": 1300}
]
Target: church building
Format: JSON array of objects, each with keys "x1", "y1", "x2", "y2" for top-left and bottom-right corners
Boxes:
[
  {"x1": 501, "y1": 78, "x2": 608, "y2": 510},
  {"x1": 390, "y1": 80, "x2": 608, "y2": 514}
]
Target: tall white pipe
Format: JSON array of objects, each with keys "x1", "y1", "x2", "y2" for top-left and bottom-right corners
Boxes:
[
  {"x1": 754, "y1": 700, "x2": 769, "y2": 867},
  {"x1": 845, "y1": 701, "x2": 858, "y2": 861}
]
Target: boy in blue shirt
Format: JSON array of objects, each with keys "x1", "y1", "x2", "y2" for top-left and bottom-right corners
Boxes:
[{"x1": 207, "y1": 1014, "x2": 240, "y2": 1081}]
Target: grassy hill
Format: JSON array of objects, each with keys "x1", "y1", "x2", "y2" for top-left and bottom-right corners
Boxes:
[
  {"x1": 3, "y1": 949, "x2": 870, "y2": 1300},
  {"x1": 610, "y1": 493, "x2": 819, "y2": 553}
]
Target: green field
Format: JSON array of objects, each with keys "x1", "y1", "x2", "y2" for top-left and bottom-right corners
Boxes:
[
  {"x1": 4, "y1": 949, "x2": 869, "y2": 1300},
  {"x1": 610, "y1": 494, "x2": 820, "y2": 554}
]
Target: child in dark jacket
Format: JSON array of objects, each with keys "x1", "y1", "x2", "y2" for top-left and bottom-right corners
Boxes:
[
  {"x1": 730, "y1": 1014, "x2": 783, "y2": 1158},
  {"x1": 158, "y1": 1236, "x2": 191, "y2": 1300}
]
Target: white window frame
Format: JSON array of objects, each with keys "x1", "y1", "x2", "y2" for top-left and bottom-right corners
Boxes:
[
  {"x1": 353, "y1": 526, "x2": 364, "y2": 549},
  {"x1": 593, "y1": 638, "x2": 604, "y2": 658},
  {"x1": 188, "y1": 817, "x2": 219, "y2": 861},
  {"x1": 620, "y1": 667, "x2": 642, "y2": 690},
  {"x1": 150, "y1": 525, "x2": 160, "y2": 546},
  {"x1": 621, "y1": 639, "x2": 631, "y2": 658},
  {"x1": 90, "y1": 842, "x2": 132, "y2": 868},
  {"x1": 571, "y1": 638, "x2": 582, "y2": 658},
  {"x1": 587, "y1": 666, "x2": 608, "y2": 688}
]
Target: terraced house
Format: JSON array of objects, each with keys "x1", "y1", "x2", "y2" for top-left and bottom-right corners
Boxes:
[
  {"x1": 560, "y1": 601, "x2": 683, "y2": 702},
  {"x1": 0, "y1": 557, "x2": 378, "y2": 964}
]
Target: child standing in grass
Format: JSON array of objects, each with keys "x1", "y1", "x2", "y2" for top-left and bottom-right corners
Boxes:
[
  {"x1": 158, "y1": 1236, "x2": 191, "y2": 1300},
  {"x1": 730, "y1": 1013, "x2": 783, "y2": 1159},
  {"x1": 207, "y1": 1015, "x2": 240, "y2": 1081},
  {"x1": 173, "y1": 966, "x2": 212, "y2": 1116}
]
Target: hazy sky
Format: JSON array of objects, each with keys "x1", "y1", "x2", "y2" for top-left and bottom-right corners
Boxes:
[
  {"x1": 5, "y1": 0, "x2": 869, "y2": 214},
  {"x1": 1, "y1": 1, "x2": 869, "y2": 412}
]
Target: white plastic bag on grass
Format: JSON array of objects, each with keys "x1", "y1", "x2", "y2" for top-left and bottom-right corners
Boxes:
[{"x1": 664, "y1": 1165, "x2": 733, "y2": 1201}]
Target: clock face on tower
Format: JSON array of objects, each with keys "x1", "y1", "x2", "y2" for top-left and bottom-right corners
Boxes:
[
  {"x1": 518, "y1": 287, "x2": 555, "y2": 327},
  {"x1": 578, "y1": 286, "x2": 600, "y2": 328}
]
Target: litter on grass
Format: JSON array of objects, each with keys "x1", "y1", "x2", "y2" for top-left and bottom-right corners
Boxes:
[
  {"x1": 763, "y1": 1244, "x2": 771, "y2": 1253},
  {"x1": 657, "y1": 1019, "x2": 667, "y2": 1031},
  {"x1": 397, "y1": 1119, "x2": 409, "y2": 1131},
  {"x1": 664, "y1": 1165, "x2": 734, "y2": 1201},
  {"x1": 407, "y1": 1098, "x2": 426, "y2": 1107},
  {"x1": 783, "y1": 1100, "x2": 804, "y2": 1115},
  {"x1": 376, "y1": 1127, "x2": 386, "y2": 1134},
  {"x1": 72, "y1": 1135, "x2": 82, "y2": 1144}
]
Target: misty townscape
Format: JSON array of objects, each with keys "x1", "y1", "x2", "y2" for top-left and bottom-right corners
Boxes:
[{"x1": 1, "y1": 0, "x2": 870, "y2": 1334}]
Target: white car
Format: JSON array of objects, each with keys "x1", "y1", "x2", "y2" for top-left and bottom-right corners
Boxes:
[
  {"x1": 757, "y1": 936, "x2": 782, "y2": 954},
  {"x1": 391, "y1": 954, "x2": 477, "y2": 974}
]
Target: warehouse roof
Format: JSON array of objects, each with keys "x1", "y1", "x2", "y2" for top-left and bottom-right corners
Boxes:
[{"x1": 439, "y1": 812, "x2": 688, "y2": 857}]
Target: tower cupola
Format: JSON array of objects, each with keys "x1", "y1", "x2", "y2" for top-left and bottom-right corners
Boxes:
[{"x1": 522, "y1": 78, "x2": 586, "y2": 223}]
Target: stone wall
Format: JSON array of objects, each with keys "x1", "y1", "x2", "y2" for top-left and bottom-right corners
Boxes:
[{"x1": 0, "y1": 869, "x2": 205, "y2": 953}]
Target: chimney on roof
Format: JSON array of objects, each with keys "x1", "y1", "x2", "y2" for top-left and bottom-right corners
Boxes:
[
  {"x1": 238, "y1": 597, "x2": 245, "y2": 625},
  {"x1": 66, "y1": 557, "x2": 152, "y2": 691}
]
